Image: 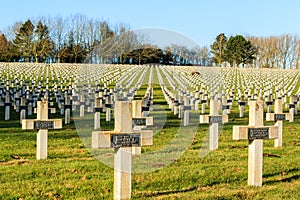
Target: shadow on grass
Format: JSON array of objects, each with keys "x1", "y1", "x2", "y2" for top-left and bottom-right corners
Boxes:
[
  {"x1": 137, "y1": 180, "x2": 235, "y2": 198},
  {"x1": 0, "y1": 121, "x2": 22, "y2": 129},
  {"x1": 264, "y1": 174, "x2": 300, "y2": 185},
  {"x1": 137, "y1": 185, "x2": 198, "y2": 198},
  {"x1": 263, "y1": 167, "x2": 299, "y2": 179}
]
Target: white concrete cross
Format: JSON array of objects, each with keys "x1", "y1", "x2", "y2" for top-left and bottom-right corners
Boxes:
[
  {"x1": 27, "y1": 93, "x2": 33, "y2": 116},
  {"x1": 183, "y1": 96, "x2": 192, "y2": 126},
  {"x1": 19, "y1": 96, "x2": 27, "y2": 124},
  {"x1": 200, "y1": 98, "x2": 228, "y2": 150},
  {"x1": 132, "y1": 100, "x2": 153, "y2": 130},
  {"x1": 64, "y1": 92, "x2": 72, "y2": 124},
  {"x1": 200, "y1": 99, "x2": 207, "y2": 114},
  {"x1": 233, "y1": 99, "x2": 279, "y2": 186},
  {"x1": 104, "y1": 93, "x2": 113, "y2": 121},
  {"x1": 94, "y1": 97, "x2": 103, "y2": 130},
  {"x1": 142, "y1": 92, "x2": 152, "y2": 116},
  {"x1": 173, "y1": 97, "x2": 179, "y2": 115},
  {"x1": 178, "y1": 96, "x2": 184, "y2": 119},
  {"x1": 221, "y1": 95, "x2": 230, "y2": 115},
  {"x1": 4, "y1": 91, "x2": 11, "y2": 120},
  {"x1": 14, "y1": 90, "x2": 21, "y2": 112},
  {"x1": 131, "y1": 100, "x2": 153, "y2": 155},
  {"x1": 238, "y1": 95, "x2": 247, "y2": 118},
  {"x1": 22, "y1": 99, "x2": 62, "y2": 160},
  {"x1": 289, "y1": 95, "x2": 298, "y2": 115},
  {"x1": 79, "y1": 92, "x2": 85, "y2": 117},
  {"x1": 266, "y1": 98, "x2": 290, "y2": 147},
  {"x1": 287, "y1": 95, "x2": 298, "y2": 122},
  {"x1": 92, "y1": 101, "x2": 153, "y2": 200},
  {"x1": 266, "y1": 99, "x2": 274, "y2": 113}
]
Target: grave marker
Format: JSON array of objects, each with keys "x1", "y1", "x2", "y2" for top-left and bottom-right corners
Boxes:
[
  {"x1": 233, "y1": 99, "x2": 278, "y2": 186},
  {"x1": 200, "y1": 99, "x2": 207, "y2": 114},
  {"x1": 290, "y1": 95, "x2": 298, "y2": 115},
  {"x1": 200, "y1": 99, "x2": 228, "y2": 150},
  {"x1": 266, "y1": 98, "x2": 290, "y2": 147},
  {"x1": 22, "y1": 99, "x2": 62, "y2": 160},
  {"x1": 221, "y1": 95, "x2": 230, "y2": 115},
  {"x1": 238, "y1": 95, "x2": 247, "y2": 117},
  {"x1": 104, "y1": 93, "x2": 112, "y2": 121},
  {"x1": 92, "y1": 101, "x2": 153, "y2": 200},
  {"x1": 288, "y1": 103, "x2": 295, "y2": 122},
  {"x1": 132, "y1": 100, "x2": 153, "y2": 155},
  {"x1": 4, "y1": 92, "x2": 11, "y2": 120},
  {"x1": 80, "y1": 92, "x2": 85, "y2": 117},
  {"x1": 178, "y1": 96, "x2": 184, "y2": 119},
  {"x1": 64, "y1": 92, "x2": 72, "y2": 124},
  {"x1": 19, "y1": 96, "x2": 27, "y2": 124},
  {"x1": 94, "y1": 97, "x2": 103, "y2": 130},
  {"x1": 183, "y1": 96, "x2": 192, "y2": 126}
]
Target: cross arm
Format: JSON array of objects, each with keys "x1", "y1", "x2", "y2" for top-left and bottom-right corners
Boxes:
[
  {"x1": 233, "y1": 126, "x2": 278, "y2": 140},
  {"x1": 200, "y1": 115, "x2": 228, "y2": 124},
  {"x1": 92, "y1": 130, "x2": 153, "y2": 148},
  {"x1": 132, "y1": 117, "x2": 153, "y2": 126},
  {"x1": 22, "y1": 119, "x2": 62, "y2": 130},
  {"x1": 266, "y1": 113, "x2": 290, "y2": 121}
]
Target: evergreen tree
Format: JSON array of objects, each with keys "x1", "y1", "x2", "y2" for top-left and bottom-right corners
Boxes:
[
  {"x1": 13, "y1": 20, "x2": 34, "y2": 62},
  {"x1": 32, "y1": 21, "x2": 54, "y2": 62},
  {"x1": 224, "y1": 35, "x2": 257, "y2": 67},
  {"x1": 210, "y1": 33, "x2": 227, "y2": 66}
]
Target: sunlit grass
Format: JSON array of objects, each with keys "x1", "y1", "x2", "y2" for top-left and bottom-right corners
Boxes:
[{"x1": 0, "y1": 67, "x2": 299, "y2": 199}]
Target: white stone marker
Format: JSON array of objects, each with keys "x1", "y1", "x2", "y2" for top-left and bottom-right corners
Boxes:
[
  {"x1": 132, "y1": 101, "x2": 153, "y2": 129},
  {"x1": 288, "y1": 103, "x2": 295, "y2": 122},
  {"x1": 266, "y1": 98, "x2": 290, "y2": 147},
  {"x1": 200, "y1": 98, "x2": 228, "y2": 150},
  {"x1": 79, "y1": 93, "x2": 85, "y2": 117},
  {"x1": 64, "y1": 92, "x2": 72, "y2": 124},
  {"x1": 221, "y1": 96, "x2": 230, "y2": 115},
  {"x1": 132, "y1": 100, "x2": 153, "y2": 155},
  {"x1": 290, "y1": 95, "x2": 298, "y2": 115},
  {"x1": 27, "y1": 97, "x2": 33, "y2": 116},
  {"x1": 141, "y1": 96, "x2": 151, "y2": 117},
  {"x1": 173, "y1": 98, "x2": 179, "y2": 115},
  {"x1": 19, "y1": 97, "x2": 27, "y2": 124},
  {"x1": 94, "y1": 97, "x2": 102, "y2": 130},
  {"x1": 22, "y1": 99, "x2": 62, "y2": 160},
  {"x1": 4, "y1": 92, "x2": 11, "y2": 120},
  {"x1": 233, "y1": 99, "x2": 278, "y2": 186},
  {"x1": 265, "y1": 97, "x2": 273, "y2": 114},
  {"x1": 194, "y1": 93, "x2": 200, "y2": 111},
  {"x1": 200, "y1": 99, "x2": 207, "y2": 114},
  {"x1": 183, "y1": 97, "x2": 192, "y2": 126},
  {"x1": 92, "y1": 101, "x2": 153, "y2": 200},
  {"x1": 238, "y1": 96, "x2": 246, "y2": 118},
  {"x1": 104, "y1": 94, "x2": 112, "y2": 122}
]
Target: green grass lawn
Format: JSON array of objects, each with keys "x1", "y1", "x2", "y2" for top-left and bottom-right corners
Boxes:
[{"x1": 0, "y1": 68, "x2": 300, "y2": 199}]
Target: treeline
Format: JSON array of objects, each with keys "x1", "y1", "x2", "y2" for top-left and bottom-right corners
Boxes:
[
  {"x1": 0, "y1": 14, "x2": 117, "y2": 63},
  {"x1": 0, "y1": 14, "x2": 210, "y2": 65},
  {"x1": 248, "y1": 35, "x2": 300, "y2": 69},
  {"x1": 1, "y1": 14, "x2": 300, "y2": 68},
  {"x1": 210, "y1": 33, "x2": 300, "y2": 69}
]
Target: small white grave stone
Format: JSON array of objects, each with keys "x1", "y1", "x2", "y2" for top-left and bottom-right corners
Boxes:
[
  {"x1": 200, "y1": 99, "x2": 228, "y2": 150},
  {"x1": 233, "y1": 99, "x2": 278, "y2": 186},
  {"x1": 91, "y1": 101, "x2": 153, "y2": 200},
  {"x1": 22, "y1": 99, "x2": 62, "y2": 160},
  {"x1": 266, "y1": 98, "x2": 290, "y2": 147}
]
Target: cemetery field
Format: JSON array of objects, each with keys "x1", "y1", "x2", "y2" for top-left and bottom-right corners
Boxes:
[{"x1": 0, "y1": 63, "x2": 300, "y2": 199}]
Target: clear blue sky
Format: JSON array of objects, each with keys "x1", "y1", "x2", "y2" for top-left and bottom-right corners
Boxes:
[{"x1": 0, "y1": 0, "x2": 299, "y2": 46}]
